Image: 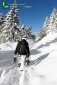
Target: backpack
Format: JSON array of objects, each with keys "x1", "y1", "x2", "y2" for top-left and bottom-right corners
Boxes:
[{"x1": 19, "y1": 40, "x2": 27, "y2": 54}]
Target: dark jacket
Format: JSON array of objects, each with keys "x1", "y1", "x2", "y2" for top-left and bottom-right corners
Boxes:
[{"x1": 14, "y1": 39, "x2": 30, "y2": 56}]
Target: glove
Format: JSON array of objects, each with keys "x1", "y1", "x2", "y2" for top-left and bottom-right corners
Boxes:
[
  {"x1": 26, "y1": 58, "x2": 30, "y2": 65},
  {"x1": 26, "y1": 53, "x2": 30, "y2": 58},
  {"x1": 14, "y1": 57, "x2": 17, "y2": 62}
]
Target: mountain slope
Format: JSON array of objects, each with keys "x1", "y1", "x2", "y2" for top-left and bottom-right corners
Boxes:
[{"x1": 0, "y1": 33, "x2": 57, "y2": 85}]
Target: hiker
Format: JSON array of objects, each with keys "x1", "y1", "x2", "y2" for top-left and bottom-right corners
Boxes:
[{"x1": 14, "y1": 38, "x2": 30, "y2": 71}]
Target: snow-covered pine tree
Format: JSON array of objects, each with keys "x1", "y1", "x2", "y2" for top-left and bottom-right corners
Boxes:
[
  {"x1": 36, "y1": 7, "x2": 57, "y2": 41},
  {"x1": 35, "y1": 29, "x2": 46, "y2": 41},
  {"x1": 36, "y1": 16, "x2": 48, "y2": 40},
  {"x1": 26, "y1": 26, "x2": 32, "y2": 39},
  {"x1": 2, "y1": 0, "x2": 20, "y2": 42},
  {"x1": 47, "y1": 7, "x2": 57, "y2": 33},
  {"x1": 53, "y1": 12, "x2": 57, "y2": 32},
  {"x1": 49, "y1": 7, "x2": 57, "y2": 25},
  {"x1": 35, "y1": 30, "x2": 42, "y2": 40},
  {"x1": 0, "y1": 13, "x2": 5, "y2": 32},
  {"x1": 19, "y1": 25, "x2": 34, "y2": 40},
  {"x1": 43, "y1": 16, "x2": 49, "y2": 28},
  {"x1": 43, "y1": 16, "x2": 49, "y2": 34},
  {"x1": 20, "y1": 24, "x2": 26, "y2": 39},
  {"x1": 43, "y1": 7, "x2": 57, "y2": 34}
]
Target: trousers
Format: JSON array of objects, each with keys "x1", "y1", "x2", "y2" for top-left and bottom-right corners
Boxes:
[
  {"x1": 14, "y1": 55, "x2": 26, "y2": 70},
  {"x1": 19, "y1": 55, "x2": 26, "y2": 70}
]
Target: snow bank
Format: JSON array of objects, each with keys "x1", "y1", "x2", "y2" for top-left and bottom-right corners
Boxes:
[
  {"x1": 31, "y1": 33, "x2": 57, "y2": 50},
  {"x1": 0, "y1": 41, "x2": 17, "y2": 51}
]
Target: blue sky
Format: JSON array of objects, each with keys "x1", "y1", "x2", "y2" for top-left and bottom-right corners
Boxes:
[{"x1": 0, "y1": 0, "x2": 57, "y2": 34}]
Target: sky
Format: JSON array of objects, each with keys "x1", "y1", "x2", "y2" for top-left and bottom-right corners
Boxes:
[{"x1": 0, "y1": 0, "x2": 57, "y2": 34}]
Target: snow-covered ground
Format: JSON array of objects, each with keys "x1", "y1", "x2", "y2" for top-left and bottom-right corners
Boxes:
[{"x1": 0, "y1": 33, "x2": 57, "y2": 85}]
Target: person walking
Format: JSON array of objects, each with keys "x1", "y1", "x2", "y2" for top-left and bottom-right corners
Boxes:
[{"x1": 14, "y1": 38, "x2": 30, "y2": 71}]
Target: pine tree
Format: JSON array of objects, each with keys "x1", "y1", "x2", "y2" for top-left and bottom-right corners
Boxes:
[
  {"x1": 2, "y1": 0, "x2": 20, "y2": 42},
  {"x1": 43, "y1": 16, "x2": 49, "y2": 28},
  {"x1": 26, "y1": 26, "x2": 32, "y2": 38},
  {"x1": 49, "y1": 7, "x2": 57, "y2": 25},
  {"x1": 0, "y1": 13, "x2": 5, "y2": 32},
  {"x1": 18, "y1": 25, "x2": 33, "y2": 40},
  {"x1": 43, "y1": 16, "x2": 49, "y2": 34},
  {"x1": 53, "y1": 13, "x2": 57, "y2": 32},
  {"x1": 47, "y1": 7, "x2": 57, "y2": 33},
  {"x1": 43, "y1": 7, "x2": 57, "y2": 34}
]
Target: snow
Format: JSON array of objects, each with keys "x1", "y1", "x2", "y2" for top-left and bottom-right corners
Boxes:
[
  {"x1": 0, "y1": 33, "x2": 57, "y2": 85},
  {"x1": 0, "y1": 41, "x2": 17, "y2": 51}
]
